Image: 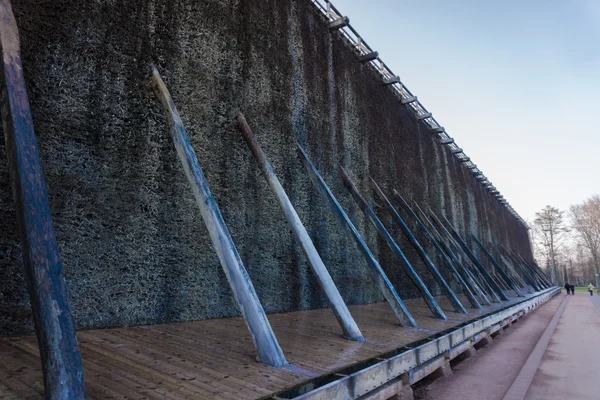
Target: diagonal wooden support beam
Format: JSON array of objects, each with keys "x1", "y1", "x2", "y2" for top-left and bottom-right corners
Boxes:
[
  {"x1": 297, "y1": 144, "x2": 417, "y2": 327},
  {"x1": 497, "y1": 248, "x2": 539, "y2": 292},
  {"x1": 440, "y1": 215, "x2": 510, "y2": 301},
  {"x1": 152, "y1": 67, "x2": 287, "y2": 367},
  {"x1": 237, "y1": 112, "x2": 364, "y2": 342},
  {"x1": 395, "y1": 194, "x2": 482, "y2": 309},
  {"x1": 470, "y1": 235, "x2": 524, "y2": 297},
  {"x1": 0, "y1": 2, "x2": 87, "y2": 397},
  {"x1": 339, "y1": 167, "x2": 447, "y2": 320},
  {"x1": 370, "y1": 180, "x2": 467, "y2": 314},
  {"x1": 514, "y1": 253, "x2": 551, "y2": 288},
  {"x1": 503, "y1": 247, "x2": 546, "y2": 291},
  {"x1": 427, "y1": 210, "x2": 501, "y2": 303},
  {"x1": 411, "y1": 201, "x2": 491, "y2": 307}
]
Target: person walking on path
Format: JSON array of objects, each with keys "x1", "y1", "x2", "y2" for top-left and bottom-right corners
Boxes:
[
  {"x1": 570, "y1": 284, "x2": 575, "y2": 295},
  {"x1": 588, "y1": 282, "x2": 595, "y2": 296},
  {"x1": 565, "y1": 283, "x2": 571, "y2": 295}
]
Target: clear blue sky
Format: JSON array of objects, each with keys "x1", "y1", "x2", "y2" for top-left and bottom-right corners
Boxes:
[{"x1": 331, "y1": 0, "x2": 600, "y2": 223}]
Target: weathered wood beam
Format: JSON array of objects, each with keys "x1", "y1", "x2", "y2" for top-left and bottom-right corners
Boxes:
[
  {"x1": 297, "y1": 144, "x2": 417, "y2": 327},
  {"x1": 328, "y1": 16, "x2": 349, "y2": 31},
  {"x1": 440, "y1": 215, "x2": 510, "y2": 301},
  {"x1": 151, "y1": 67, "x2": 287, "y2": 367},
  {"x1": 470, "y1": 235, "x2": 524, "y2": 297},
  {"x1": 395, "y1": 194, "x2": 482, "y2": 309},
  {"x1": 497, "y1": 247, "x2": 540, "y2": 292},
  {"x1": 0, "y1": 2, "x2": 87, "y2": 398},
  {"x1": 339, "y1": 166, "x2": 447, "y2": 320},
  {"x1": 450, "y1": 147, "x2": 463, "y2": 154},
  {"x1": 370, "y1": 179, "x2": 467, "y2": 314},
  {"x1": 383, "y1": 75, "x2": 401, "y2": 85},
  {"x1": 430, "y1": 127, "x2": 445, "y2": 134},
  {"x1": 400, "y1": 95, "x2": 418, "y2": 105},
  {"x1": 439, "y1": 138, "x2": 454, "y2": 145},
  {"x1": 237, "y1": 112, "x2": 364, "y2": 341},
  {"x1": 358, "y1": 51, "x2": 378, "y2": 63},
  {"x1": 416, "y1": 112, "x2": 432, "y2": 121}
]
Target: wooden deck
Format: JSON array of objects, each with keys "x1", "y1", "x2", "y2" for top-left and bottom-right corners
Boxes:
[{"x1": 0, "y1": 291, "x2": 538, "y2": 399}]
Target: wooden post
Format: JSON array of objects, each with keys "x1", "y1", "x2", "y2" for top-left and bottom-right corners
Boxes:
[
  {"x1": 297, "y1": 144, "x2": 417, "y2": 327},
  {"x1": 151, "y1": 67, "x2": 287, "y2": 367},
  {"x1": 0, "y1": 2, "x2": 87, "y2": 398},
  {"x1": 236, "y1": 113, "x2": 364, "y2": 342},
  {"x1": 470, "y1": 235, "x2": 524, "y2": 297},
  {"x1": 0, "y1": 3, "x2": 87, "y2": 398},
  {"x1": 394, "y1": 194, "x2": 482, "y2": 309},
  {"x1": 370, "y1": 180, "x2": 467, "y2": 314},
  {"x1": 339, "y1": 166, "x2": 447, "y2": 320},
  {"x1": 514, "y1": 253, "x2": 551, "y2": 288},
  {"x1": 440, "y1": 215, "x2": 510, "y2": 301}
]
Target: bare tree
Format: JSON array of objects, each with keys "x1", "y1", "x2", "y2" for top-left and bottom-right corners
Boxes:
[
  {"x1": 532, "y1": 205, "x2": 569, "y2": 284},
  {"x1": 570, "y1": 195, "x2": 600, "y2": 279}
]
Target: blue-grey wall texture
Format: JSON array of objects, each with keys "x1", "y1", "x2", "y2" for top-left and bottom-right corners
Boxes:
[{"x1": 0, "y1": 0, "x2": 532, "y2": 336}]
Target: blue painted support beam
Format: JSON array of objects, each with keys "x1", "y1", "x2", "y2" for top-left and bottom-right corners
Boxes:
[
  {"x1": 438, "y1": 214, "x2": 510, "y2": 301},
  {"x1": 237, "y1": 113, "x2": 364, "y2": 342},
  {"x1": 0, "y1": 3, "x2": 87, "y2": 398},
  {"x1": 339, "y1": 166, "x2": 447, "y2": 320},
  {"x1": 427, "y1": 211, "x2": 502, "y2": 303},
  {"x1": 394, "y1": 193, "x2": 481, "y2": 309},
  {"x1": 490, "y1": 245, "x2": 533, "y2": 293},
  {"x1": 501, "y1": 247, "x2": 545, "y2": 291},
  {"x1": 370, "y1": 180, "x2": 467, "y2": 314},
  {"x1": 151, "y1": 67, "x2": 287, "y2": 367},
  {"x1": 495, "y1": 245, "x2": 540, "y2": 291},
  {"x1": 297, "y1": 145, "x2": 417, "y2": 327},
  {"x1": 470, "y1": 235, "x2": 525, "y2": 297},
  {"x1": 411, "y1": 201, "x2": 491, "y2": 306},
  {"x1": 514, "y1": 252, "x2": 551, "y2": 288}
]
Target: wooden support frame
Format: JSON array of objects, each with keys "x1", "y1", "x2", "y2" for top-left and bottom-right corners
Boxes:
[
  {"x1": 370, "y1": 180, "x2": 467, "y2": 314},
  {"x1": 339, "y1": 166, "x2": 447, "y2": 320},
  {"x1": 383, "y1": 75, "x2": 401, "y2": 85},
  {"x1": 237, "y1": 113, "x2": 364, "y2": 341},
  {"x1": 503, "y1": 247, "x2": 546, "y2": 290},
  {"x1": 151, "y1": 68, "x2": 287, "y2": 367},
  {"x1": 427, "y1": 211, "x2": 501, "y2": 303},
  {"x1": 297, "y1": 144, "x2": 417, "y2": 327},
  {"x1": 470, "y1": 235, "x2": 524, "y2": 297},
  {"x1": 395, "y1": 194, "x2": 482, "y2": 309},
  {"x1": 450, "y1": 147, "x2": 463, "y2": 154},
  {"x1": 328, "y1": 16, "x2": 350, "y2": 30},
  {"x1": 416, "y1": 112, "x2": 432, "y2": 121},
  {"x1": 440, "y1": 215, "x2": 510, "y2": 301},
  {"x1": 400, "y1": 95, "x2": 417, "y2": 105},
  {"x1": 411, "y1": 201, "x2": 491, "y2": 307},
  {"x1": 358, "y1": 51, "x2": 378, "y2": 63},
  {"x1": 430, "y1": 126, "x2": 445, "y2": 134},
  {"x1": 439, "y1": 137, "x2": 454, "y2": 145},
  {"x1": 0, "y1": 2, "x2": 87, "y2": 397}
]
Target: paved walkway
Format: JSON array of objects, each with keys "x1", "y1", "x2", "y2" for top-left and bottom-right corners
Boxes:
[
  {"x1": 525, "y1": 293, "x2": 600, "y2": 399},
  {"x1": 415, "y1": 293, "x2": 600, "y2": 400}
]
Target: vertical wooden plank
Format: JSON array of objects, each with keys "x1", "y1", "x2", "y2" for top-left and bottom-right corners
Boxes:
[
  {"x1": 338, "y1": 166, "x2": 447, "y2": 320},
  {"x1": 0, "y1": 2, "x2": 86, "y2": 398},
  {"x1": 297, "y1": 144, "x2": 417, "y2": 327},
  {"x1": 151, "y1": 67, "x2": 287, "y2": 367},
  {"x1": 370, "y1": 180, "x2": 467, "y2": 314},
  {"x1": 236, "y1": 112, "x2": 364, "y2": 342},
  {"x1": 394, "y1": 194, "x2": 481, "y2": 309}
]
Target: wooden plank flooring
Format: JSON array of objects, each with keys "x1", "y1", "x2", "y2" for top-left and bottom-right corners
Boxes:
[{"x1": 0, "y1": 291, "x2": 534, "y2": 399}]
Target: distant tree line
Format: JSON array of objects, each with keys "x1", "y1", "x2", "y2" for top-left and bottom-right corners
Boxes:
[{"x1": 531, "y1": 195, "x2": 600, "y2": 286}]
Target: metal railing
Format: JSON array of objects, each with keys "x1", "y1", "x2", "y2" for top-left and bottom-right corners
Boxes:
[{"x1": 309, "y1": 0, "x2": 527, "y2": 228}]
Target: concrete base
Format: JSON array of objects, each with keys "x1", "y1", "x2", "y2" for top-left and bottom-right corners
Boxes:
[
  {"x1": 430, "y1": 362, "x2": 452, "y2": 379},
  {"x1": 453, "y1": 347, "x2": 476, "y2": 363},
  {"x1": 388, "y1": 386, "x2": 414, "y2": 400},
  {"x1": 474, "y1": 336, "x2": 493, "y2": 349}
]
